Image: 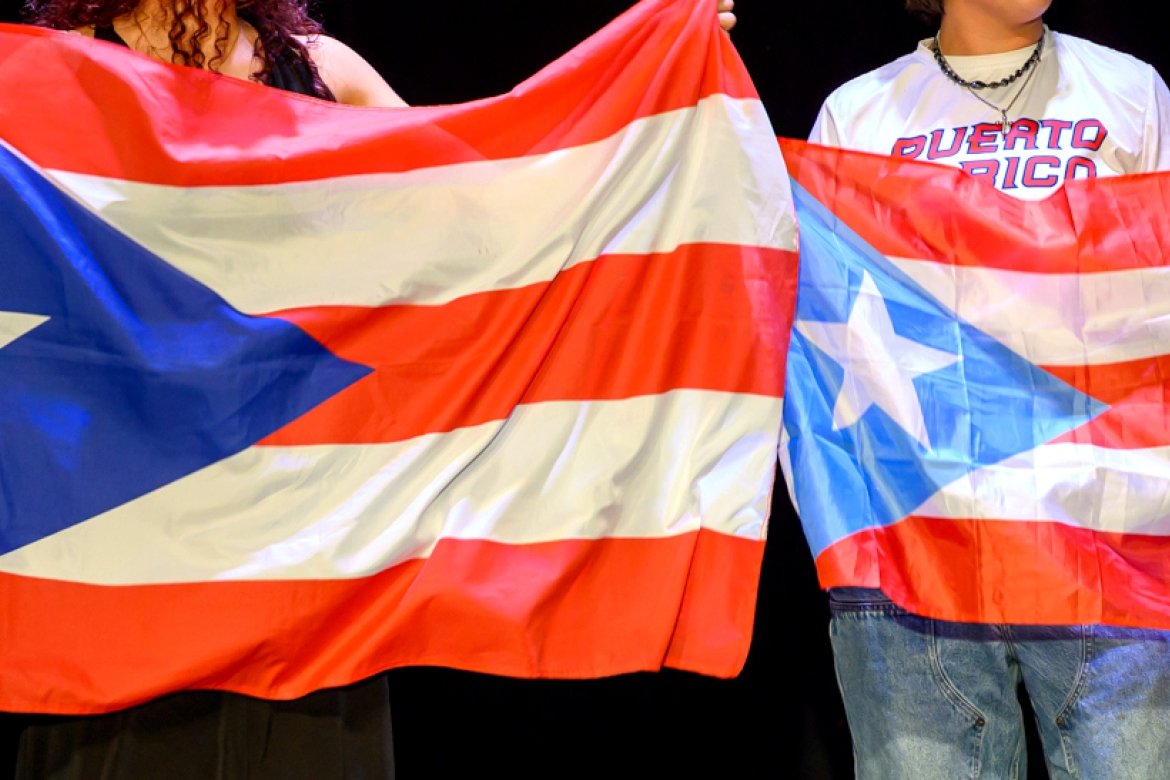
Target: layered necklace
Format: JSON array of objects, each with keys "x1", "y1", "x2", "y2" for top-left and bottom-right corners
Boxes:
[{"x1": 931, "y1": 29, "x2": 1045, "y2": 134}]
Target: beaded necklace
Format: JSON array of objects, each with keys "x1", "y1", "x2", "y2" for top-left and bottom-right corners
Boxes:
[{"x1": 931, "y1": 30, "x2": 1045, "y2": 134}]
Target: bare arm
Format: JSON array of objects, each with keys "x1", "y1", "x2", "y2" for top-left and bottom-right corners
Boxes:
[{"x1": 302, "y1": 34, "x2": 408, "y2": 108}]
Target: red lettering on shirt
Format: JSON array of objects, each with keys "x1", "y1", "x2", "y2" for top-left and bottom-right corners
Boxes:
[
  {"x1": 960, "y1": 159, "x2": 1000, "y2": 185},
  {"x1": 1040, "y1": 119, "x2": 1073, "y2": 149},
  {"x1": 892, "y1": 136, "x2": 927, "y2": 158},
  {"x1": 1021, "y1": 155, "x2": 1062, "y2": 187},
  {"x1": 1002, "y1": 156, "x2": 1021, "y2": 189},
  {"x1": 1071, "y1": 120, "x2": 1106, "y2": 151},
  {"x1": 891, "y1": 117, "x2": 1110, "y2": 191},
  {"x1": 1003, "y1": 119, "x2": 1040, "y2": 152},
  {"x1": 926, "y1": 127, "x2": 968, "y2": 160},
  {"x1": 967, "y1": 123, "x2": 1000, "y2": 155},
  {"x1": 1066, "y1": 156, "x2": 1098, "y2": 180}
]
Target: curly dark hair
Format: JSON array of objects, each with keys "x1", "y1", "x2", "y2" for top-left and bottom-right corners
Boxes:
[
  {"x1": 23, "y1": 0, "x2": 333, "y2": 98},
  {"x1": 905, "y1": 0, "x2": 944, "y2": 23}
]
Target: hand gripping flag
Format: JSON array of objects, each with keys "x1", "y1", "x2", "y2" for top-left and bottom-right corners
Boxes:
[
  {"x1": 0, "y1": 0, "x2": 797, "y2": 714},
  {"x1": 780, "y1": 137, "x2": 1170, "y2": 629}
]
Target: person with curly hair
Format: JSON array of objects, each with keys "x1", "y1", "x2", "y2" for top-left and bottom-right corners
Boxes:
[
  {"x1": 23, "y1": 0, "x2": 408, "y2": 105},
  {"x1": 23, "y1": 0, "x2": 737, "y2": 106},
  {"x1": 10, "y1": 1, "x2": 737, "y2": 778},
  {"x1": 808, "y1": 1, "x2": 1170, "y2": 778}
]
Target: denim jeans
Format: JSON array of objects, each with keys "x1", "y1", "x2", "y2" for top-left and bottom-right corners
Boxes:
[{"x1": 829, "y1": 588, "x2": 1170, "y2": 780}]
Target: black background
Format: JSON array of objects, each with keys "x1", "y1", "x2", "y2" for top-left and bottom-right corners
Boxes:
[{"x1": 0, "y1": 2, "x2": 1164, "y2": 777}]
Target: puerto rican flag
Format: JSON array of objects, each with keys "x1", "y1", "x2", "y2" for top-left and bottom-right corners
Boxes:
[
  {"x1": 780, "y1": 138, "x2": 1170, "y2": 628},
  {"x1": 0, "y1": 0, "x2": 797, "y2": 714}
]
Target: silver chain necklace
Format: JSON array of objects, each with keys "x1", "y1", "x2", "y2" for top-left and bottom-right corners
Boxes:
[{"x1": 931, "y1": 30, "x2": 1045, "y2": 134}]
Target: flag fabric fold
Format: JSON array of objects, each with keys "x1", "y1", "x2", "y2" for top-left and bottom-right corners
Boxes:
[
  {"x1": 0, "y1": 0, "x2": 796, "y2": 714},
  {"x1": 779, "y1": 137, "x2": 1170, "y2": 630}
]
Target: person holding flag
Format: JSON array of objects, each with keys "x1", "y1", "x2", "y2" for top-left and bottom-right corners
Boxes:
[
  {"x1": 796, "y1": 0, "x2": 1170, "y2": 777},
  {"x1": 5, "y1": 0, "x2": 744, "y2": 778},
  {"x1": 23, "y1": 0, "x2": 410, "y2": 105},
  {"x1": 22, "y1": 0, "x2": 738, "y2": 107}
]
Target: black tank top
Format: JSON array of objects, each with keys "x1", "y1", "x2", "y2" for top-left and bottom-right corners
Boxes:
[{"x1": 92, "y1": 23, "x2": 336, "y2": 101}]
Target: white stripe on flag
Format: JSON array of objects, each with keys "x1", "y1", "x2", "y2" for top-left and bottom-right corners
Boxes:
[
  {"x1": 44, "y1": 95, "x2": 794, "y2": 312},
  {"x1": 891, "y1": 257, "x2": 1170, "y2": 366},
  {"x1": 914, "y1": 441, "x2": 1170, "y2": 534},
  {"x1": 0, "y1": 390, "x2": 781, "y2": 585}
]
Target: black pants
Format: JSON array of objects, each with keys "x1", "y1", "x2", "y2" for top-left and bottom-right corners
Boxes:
[{"x1": 15, "y1": 675, "x2": 394, "y2": 780}]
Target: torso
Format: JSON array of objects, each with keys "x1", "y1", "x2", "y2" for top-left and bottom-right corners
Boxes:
[{"x1": 810, "y1": 30, "x2": 1169, "y2": 198}]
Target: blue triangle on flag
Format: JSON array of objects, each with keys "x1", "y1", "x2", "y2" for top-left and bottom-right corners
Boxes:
[
  {"x1": 0, "y1": 146, "x2": 371, "y2": 555},
  {"x1": 783, "y1": 180, "x2": 1106, "y2": 556}
]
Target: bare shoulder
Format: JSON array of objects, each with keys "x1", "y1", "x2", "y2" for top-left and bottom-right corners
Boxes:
[{"x1": 297, "y1": 34, "x2": 407, "y2": 108}]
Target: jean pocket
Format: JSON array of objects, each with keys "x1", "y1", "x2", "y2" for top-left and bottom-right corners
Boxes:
[{"x1": 827, "y1": 587, "x2": 899, "y2": 615}]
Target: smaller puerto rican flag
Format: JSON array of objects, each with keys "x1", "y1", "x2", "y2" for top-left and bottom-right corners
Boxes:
[{"x1": 780, "y1": 138, "x2": 1170, "y2": 629}]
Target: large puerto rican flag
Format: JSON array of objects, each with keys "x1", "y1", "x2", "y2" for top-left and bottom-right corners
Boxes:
[
  {"x1": 0, "y1": 0, "x2": 797, "y2": 714},
  {"x1": 780, "y1": 138, "x2": 1170, "y2": 628}
]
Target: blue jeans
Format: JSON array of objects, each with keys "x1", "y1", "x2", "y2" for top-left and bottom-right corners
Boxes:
[{"x1": 829, "y1": 588, "x2": 1170, "y2": 780}]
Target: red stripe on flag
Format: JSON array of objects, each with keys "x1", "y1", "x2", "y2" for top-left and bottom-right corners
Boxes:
[
  {"x1": 262, "y1": 244, "x2": 797, "y2": 445},
  {"x1": 0, "y1": 2, "x2": 755, "y2": 184},
  {"x1": 816, "y1": 517, "x2": 1170, "y2": 627},
  {"x1": 0, "y1": 530, "x2": 763, "y2": 715},
  {"x1": 1045, "y1": 356, "x2": 1170, "y2": 448},
  {"x1": 780, "y1": 138, "x2": 1170, "y2": 274}
]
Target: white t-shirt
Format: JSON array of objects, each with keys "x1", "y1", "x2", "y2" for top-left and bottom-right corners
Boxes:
[{"x1": 809, "y1": 30, "x2": 1170, "y2": 198}]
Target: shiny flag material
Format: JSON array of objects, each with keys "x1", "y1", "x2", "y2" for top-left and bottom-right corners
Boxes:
[
  {"x1": 0, "y1": 0, "x2": 797, "y2": 714},
  {"x1": 780, "y1": 137, "x2": 1170, "y2": 629}
]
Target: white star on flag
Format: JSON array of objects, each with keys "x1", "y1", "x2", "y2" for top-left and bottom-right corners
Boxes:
[
  {"x1": 0, "y1": 310, "x2": 49, "y2": 350},
  {"x1": 796, "y1": 272, "x2": 960, "y2": 450}
]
